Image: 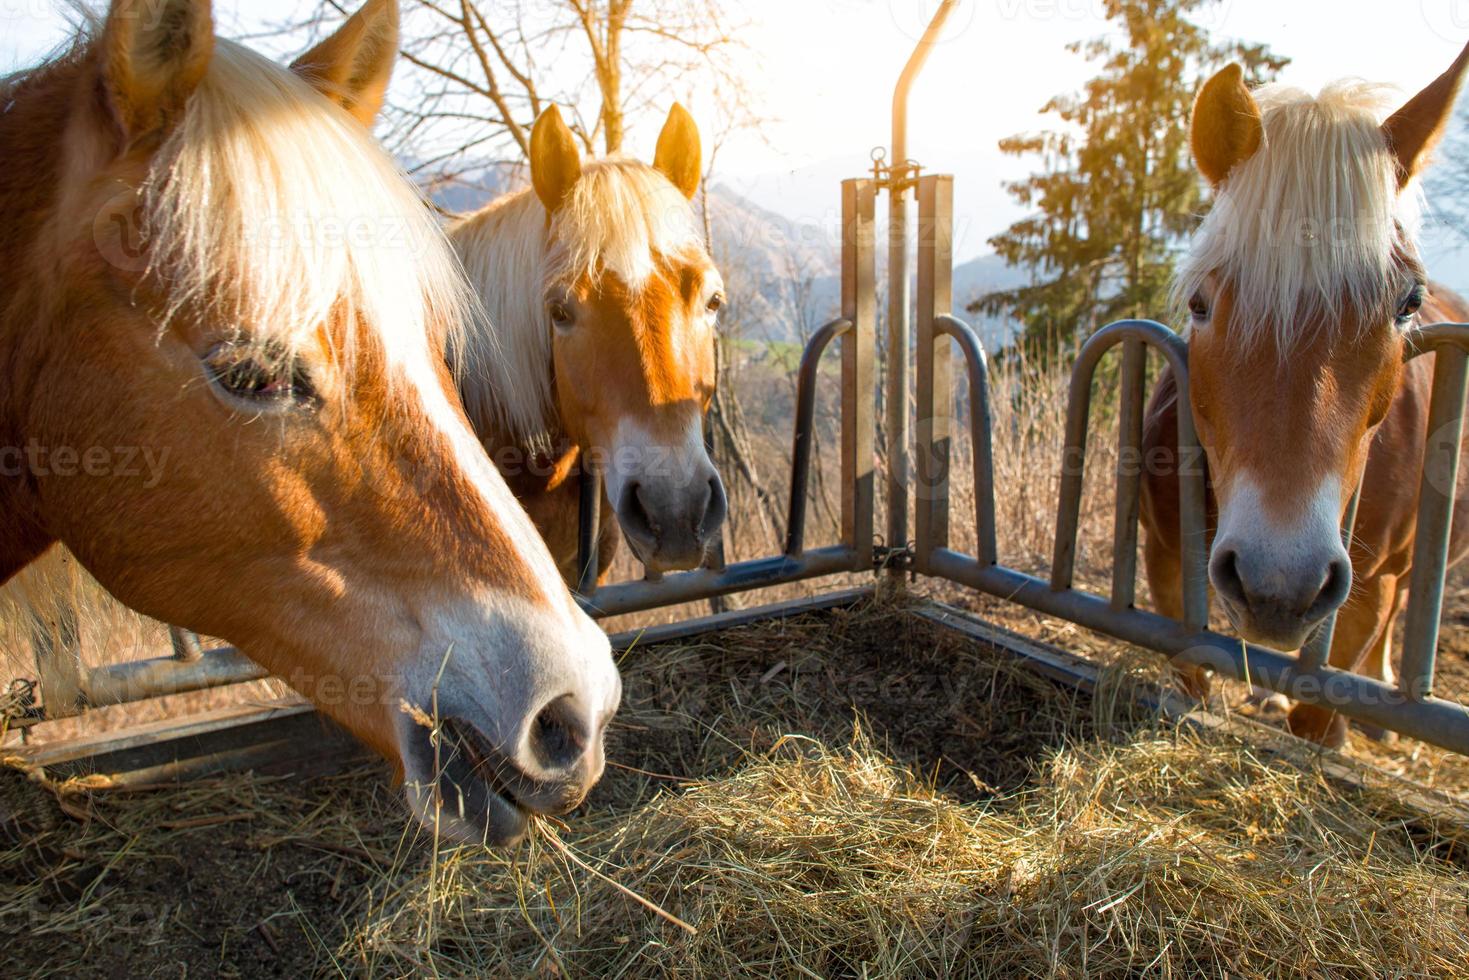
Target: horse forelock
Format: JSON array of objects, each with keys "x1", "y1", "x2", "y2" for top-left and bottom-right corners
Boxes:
[
  {"x1": 135, "y1": 40, "x2": 473, "y2": 384},
  {"x1": 1175, "y1": 80, "x2": 1422, "y2": 356}
]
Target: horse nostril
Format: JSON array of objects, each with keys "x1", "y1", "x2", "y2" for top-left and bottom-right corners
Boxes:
[
  {"x1": 1305, "y1": 557, "x2": 1352, "y2": 620},
  {"x1": 529, "y1": 695, "x2": 588, "y2": 773},
  {"x1": 700, "y1": 475, "x2": 728, "y2": 538},
  {"x1": 1211, "y1": 547, "x2": 1247, "y2": 607},
  {"x1": 616, "y1": 482, "x2": 657, "y2": 544}
]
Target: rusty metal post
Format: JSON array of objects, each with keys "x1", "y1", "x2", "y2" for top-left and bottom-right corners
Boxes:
[
  {"x1": 914, "y1": 174, "x2": 954, "y2": 572},
  {"x1": 842, "y1": 179, "x2": 877, "y2": 571}
]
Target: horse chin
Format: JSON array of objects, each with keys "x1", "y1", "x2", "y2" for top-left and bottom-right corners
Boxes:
[
  {"x1": 1218, "y1": 598, "x2": 1317, "y2": 654},
  {"x1": 399, "y1": 715, "x2": 531, "y2": 847}
]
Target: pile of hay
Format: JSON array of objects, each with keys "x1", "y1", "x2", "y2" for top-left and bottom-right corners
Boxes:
[
  {"x1": 345, "y1": 600, "x2": 1469, "y2": 977},
  {"x1": 4, "y1": 598, "x2": 1467, "y2": 977},
  {"x1": 343, "y1": 732, "x2": 1468, "y2": 977}
]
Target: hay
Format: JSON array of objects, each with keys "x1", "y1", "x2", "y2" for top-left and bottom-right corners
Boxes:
[
  {"x1": 345, "y1": 734, "x2": 1469, "y2": 978},
  {"x1": 4, "y1": 598, "x2": 1468, "y2": 978}
]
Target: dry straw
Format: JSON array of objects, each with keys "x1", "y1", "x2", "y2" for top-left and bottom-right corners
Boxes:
[{"x1": 3, "y1": 598, "x2": 1467, "y2": 978}]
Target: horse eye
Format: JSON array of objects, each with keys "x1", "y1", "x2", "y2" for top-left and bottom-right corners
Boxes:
[
  {"x1": 1188, "y1": 293, "x2": 1210, "y2": 321},
  {"x1": 205, "y1": 344, "x2": 314, "y2": 406},
  {"x1": 1397, "y1": 284, "x2": 1426, "y2": 322},
  {"x1": 548, "y1": 302, "x2": 574, "y2": 328},
  {"x1": 706, "y1": 291, "x2": 725, "y2": 314}
]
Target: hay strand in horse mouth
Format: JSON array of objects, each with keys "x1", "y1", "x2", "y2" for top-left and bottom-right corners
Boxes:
[{"x1": 531, "y1": 816, "x2": 698, "y2": 935}]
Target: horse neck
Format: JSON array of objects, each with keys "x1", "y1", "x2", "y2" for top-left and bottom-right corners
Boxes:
[
  {"x1": 0, "y1": 58, "x2": 76, "y2": 483},
  {"x1": 0, "y1": 59, "x2": 87, "y2": 575}
]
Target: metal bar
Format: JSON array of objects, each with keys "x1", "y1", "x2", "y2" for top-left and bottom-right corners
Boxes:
[
  {"x1": 576, "y1": 462, "x2": 602, "y2": 598},
  {"x1": 1401, "y1": 342, "x2": 1469, "y2": 699},
  {"x1": 83, "y1": 647, "x2": 268, "y2": 707},
  {"x1": 578, "y1": 546, "x2": 858, "y2": 620},
  {"x1": 170, "y1": 626, "x2": 203, "y2": 662},
  {"x1": 1110, "y1": 338, "x2": 1147, "y2": 610},
  {"x1": 787, "y1": 318, "x2": 854, "y2": 557},
  {"x1": 702, "y1": 418, "x2": 727, "y2": 573},
  {"x1": 934, "y1": 315, "x2": 997, "y2": 566},
  {"x1": 1051, "y1": 321, "x2": 1194, "y2": 601},
  {"x1": 928, "y1": 548, "x2": 1469, "y2": 755},
  {"x1": 914, "y1": 174, "x2": 954, "y2": 571},
  {"x1": 841, "y1": 179, "x2": 877, "y2": 569},
  {"x1": 1297, "y1": 482, "x2": 1363, "y2": 673},
  {"x1": 884, "y1": 0, "x2": 958, "y2": 581},
  {"x1": 30, "y1": 603, "x2": 83, "y2": 718}
]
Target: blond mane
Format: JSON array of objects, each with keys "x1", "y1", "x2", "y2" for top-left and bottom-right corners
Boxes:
[
  {"x1": 139, "y1": 39, "x2": 477, "y2": 377},
  {"x1": 1174, "y1": 81, "x2": 1423, "y2": 350},
  {"x1": 449, "y1": 159, "x2": 707, "y2": 448}
]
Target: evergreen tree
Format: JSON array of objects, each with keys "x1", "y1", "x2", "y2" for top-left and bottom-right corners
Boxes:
[{"x1": 973, "y1": 0, "x2": 1287, "y2": 358}]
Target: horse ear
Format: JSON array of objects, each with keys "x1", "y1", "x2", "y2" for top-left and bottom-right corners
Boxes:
[
  {"x1": 290, "y1": 0, "x2": 400, "y2": 127},
  {"x1": 653, "y1": 103, "x2": 702, "y2": 199},
  {"x1": 1383, "y1": 41, "x2": 1469, "y2": 187},
  {"x1": 1191, "y1": 64, "x2": 1264, "y2": 188},
  {"x1": 530, "y1": 106, "x2": 582, "y2": 213},
  {"x1": 101, "y1": 0, "x2": 214, "y2": 143}
]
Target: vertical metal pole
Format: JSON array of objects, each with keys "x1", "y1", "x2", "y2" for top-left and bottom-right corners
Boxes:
[
  {"x1": 576, "y1": 463, "x2": 602, "y2": 598},
  {"x1": 1161, "y1": 333, "x2": 1210, "y2": 632},
  {"x1": 170, "y1": 626, "x2": 203, "y2": 662},
  {"x1": 1110, "y1": 338, "x2": 1146, "y2": 610},
  {"x1": 842, "y1": 179, "x2": 877, "y2": 572},
  {"x1": 30, "y1": 602, "x2": 83, "y2": 718},
  {"x1": 1401, "y1": 346, "x2": 1468, "y2": 699},
  {"x1": 914, "y1": 175, "x2": 954, "y2": 573},
  {"x1": 702, "y1": 418, "x2": 727, "y2": 573},
  {"x1": 1298, "y1": 484, "x2": 1362, "y2": 673},
  {"x1": 885, "y1": 0, "x2": 958, "y2": 580},
  {"x1": 1051, "y1": 347, "x2": 1095, "y2": 592}
]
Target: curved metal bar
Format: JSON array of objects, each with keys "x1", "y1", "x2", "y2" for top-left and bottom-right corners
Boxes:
[
  {"x1": 884, "y1": 0, "x2": 960, "y2": 582},
  {"x1": 1398, "y1": 321, "x2": 1469, "y2": 698},
  {"x1": 787, "y1": 318, "x2": 854, "y2": 557},
  {"x1": 933, "y1": 314, "x2": 997, "y2": 566},
  {"x1": 1050, "y1": 319, "x2": 1207, "y2": 630},
  {"x1": 927, "y1": 549, "x2": 1469, "y2": 754}
]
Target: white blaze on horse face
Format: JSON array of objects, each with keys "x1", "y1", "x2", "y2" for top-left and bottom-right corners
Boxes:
[
  {"x1": 391, "y1": 342, "x2": 620, "y2": 842},
  {"x1": 1211, "y1": 471, "x2": 1351, "y2": 647},
  {"x1": 602, "y1": 413, "x2": 723, "y2": 571}
]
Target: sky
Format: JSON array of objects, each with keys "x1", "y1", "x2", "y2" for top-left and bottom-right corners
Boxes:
[{"x1": 6, "y1": 1, "x2": 1469, "y2": 272}]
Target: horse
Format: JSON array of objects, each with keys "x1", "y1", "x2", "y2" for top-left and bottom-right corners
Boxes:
[
  {"x1": 0, "y1": 0, "x2": 620, "y2": 845},
  {"x1": 1141, "y1": 46, "x2": 1469, "y2": 748},
  {"x1": 448, "y1": 104, "x2": 727, "y2": 586}
]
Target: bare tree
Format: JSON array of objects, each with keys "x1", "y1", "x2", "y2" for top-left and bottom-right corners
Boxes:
[{"x1": 280, "y1": 1, "x2": 760, "y2": 188}]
